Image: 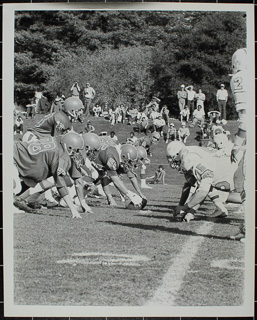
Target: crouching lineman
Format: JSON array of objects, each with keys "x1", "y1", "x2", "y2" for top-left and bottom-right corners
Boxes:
[
  {"x1": 82, "y1": 133, "x2": 147, "y2": 209},
  {"x1": 13, "y1": 131, "x2": 86, "y2": 219},
  {"x1": 229, "y1": 48, "x2": 248, "y2": 241},
  {"x1": 166, "y1": 138, "x2": 244, "y2": 224},
  {"x1": 22, "y1": 97, "x2": 83, "y2": 143}
]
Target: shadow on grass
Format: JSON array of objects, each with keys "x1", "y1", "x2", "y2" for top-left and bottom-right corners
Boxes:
[{"x1": 102, "y1": 220, "x2": 243, "y2": 241}]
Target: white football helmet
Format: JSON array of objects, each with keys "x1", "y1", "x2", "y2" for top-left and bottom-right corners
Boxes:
[
  {"x1": 213, "y1": 133, "x2": 229, "y2": 150},
  {"x1": 180, "y1": 152, "x2": 201, "y2": 172},
  {"x1": 232, "y1": 48, "x2": 247, "y2": 74},
  {"x1": 166, "y1": 141, "x2": 185, "y2": 169}
]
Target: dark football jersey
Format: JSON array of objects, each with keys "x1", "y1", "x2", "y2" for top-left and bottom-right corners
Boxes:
[
  {"x1": 29, "y1": 111, "x2": 71, "y2": 138},
  {"x1": 13, "y1": 136, "x2": 71, "y2": 187}
]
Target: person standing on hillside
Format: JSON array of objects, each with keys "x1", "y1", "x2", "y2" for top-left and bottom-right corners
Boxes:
[
  {"x1": 71, "y1": 81, "x2": 81, "y2": 98},
  {"x1": 177, "y1": 84, "x2": 187, "y2": 113},
  {"x1": 195, "y1": 89, "x2": 206, "y2": 114},
  {"x1": 83, "y1": 82, "x2": 96, "y2": 117},
  {"x1": 185, "y1": 85, "x2": 196, "y2": 118},
  {"x1": 216, "y1": 84, "x2": 228, "y2": 120}
]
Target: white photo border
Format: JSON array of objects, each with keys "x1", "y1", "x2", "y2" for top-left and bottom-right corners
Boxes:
[{"x1": 3, "y1": 2, "x2": 255, "y2": 317}]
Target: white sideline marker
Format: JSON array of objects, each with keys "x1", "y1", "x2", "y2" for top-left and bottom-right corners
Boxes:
[{"x1": 145, "y1": 221, "x2": 213, "y2": 306}]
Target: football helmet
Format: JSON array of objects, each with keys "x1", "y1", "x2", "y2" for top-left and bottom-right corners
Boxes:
[
  {"x1": 151, "y1": 131, "x2": 160, "y2": 144},
  {"x1": 61, "y1": 131, "x2": 84, "y2": 155},
  {"x1": 82, "y1": 133, "x2": 101, "y2": 160},
  {"x1": 166, "y1": 141, "x2": 185, "y2": 169},
  {"x1": 120, "y1": 144, "x2": 138, "y2": 170},
  {"x1": 213, "y1": 133, "x2": 229, "y2": 150},
  {"x1": 232, "y1": 48, "x2": 247, "y2": 74},
  {"x1": 63, "y1": 97, "x2": 84, "y2": 118},
  {"x1": 180, "y1": 152, "x2": 201, "y2": 172},
  {"x1": 136, "y1": 146, "x2": 148, "y2": 161}
]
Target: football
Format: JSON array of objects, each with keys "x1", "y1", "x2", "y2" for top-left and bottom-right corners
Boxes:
[{"x1": 125, "y1": 198, "x2": 147, "y2": 210}]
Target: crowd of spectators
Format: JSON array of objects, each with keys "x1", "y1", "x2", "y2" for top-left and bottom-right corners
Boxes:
[{"x1": 14, "y1": 80, "x2": 229, "y2": 150}]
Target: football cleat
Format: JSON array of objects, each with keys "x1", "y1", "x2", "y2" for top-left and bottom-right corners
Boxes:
[
  {"x1": 13, "y1": 198, "x2": 37, "y2": 214},
  {"x1": 182, "y1": 212, "x2": 195, "y2": 222},
  {"x1": 210, "y1": 208, "x2": 228, "y2": 218},
  {"x1": 230, "y1": 231, "x2": 245, "y2": 241}
]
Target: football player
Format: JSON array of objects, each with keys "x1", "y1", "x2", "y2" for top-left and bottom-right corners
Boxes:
[
  {"x1": 229, "y1": 48, "x2": 247, "y2": 241},
  {"x1": 166, "y1": 140, "x2": 244, "y2": 222},
  {"x1": 82, "y1": 133, "x2": 147, "y2": 209},
  {"x1": 135, "y1": 131, "x2": 160, "y2": 157},
  {"x1": 13, "y1": 131, "x2": 85, "y2": 219},
  {"x1": 22, "y1": 97, "x2": 83, "y2": 143}
]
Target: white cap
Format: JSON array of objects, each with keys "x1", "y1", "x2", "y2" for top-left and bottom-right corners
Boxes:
[{"x1": 181, "y1": 84, "x2": 185, "y2": 88}]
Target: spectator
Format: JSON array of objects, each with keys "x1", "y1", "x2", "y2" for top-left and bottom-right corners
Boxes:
[
  {"x1": 83, "y1": 82, "x2": 96, "y2": 117},
  {"x1": 109, "y1": 107, "x2": 116, "y2": 126},
  {"x1": 146, "y1": 165, "x2": 166, "y2": 185},
  {"x1": 26, "y1": 97, "x2": 36, "y2": 119},
  {"x1": 168, "y1": 123, "x2": 177, "y2": 141},
  {"x1": 14, "y1": 115, "x2": 24, "y2": 135},
  {"x1": 138, "y1": 113, "x2": 149, "y2": 135},
  {"x1": 70, "y1": 81, "x2": 81, "y2": 98},
  {"x1": 163, "y1": 122, "x2": 169, "y2": 143},
  {"x1": 208, "y1": 110, "x2": 221, "y2": 124},
  {"x1": 127, "y1": 106, "x2": 138, "y2": 125},
  {"x1": 195, "y1": 89, "x2": 206, "y2": 113},
  {"x1": 144, "y1": 96, "x2": 160, "y2": 114},
  {"x1": 126, "y1": 131, "x2": 138, "y2": 145},
  {"x1": 177, "y1": 84, "x2": 187, "y2": 112},
  {"x1": 34, "y1": 90, "x2": 44, "y2": 114},
  {"x1": 185, "y1": 85, "x2": 196, "y2": 118},
  {"x1": 153, "y1": 114, "x2": 166, "y2": 136},
  {"x1": 50, "y1": 96, "x2": 62, "y2": 113},
  {"x1": 120, "y1": 104, "x2": 127, "y2": 123},
  {"x1": 92, "y1": 104, "x2": 102, "y2": 117},
  {"x1": 160, "y1": 105, "x2": 170, "y2": 125},
  {"x1": 216, "y1": 84, "x2": 228, "y2": 120},
  {"x1": 178, "y1": 121, "x2": 190, "y2": 144},
  {"x1": 190, "y1": 105, "x2": 205, "y2": 127},
  {"x1": 180, "y1": 105, "x2": 190, "y2": 123},
  {"x1": 84, "y1": 120, "x2": 95, "y2": 133},
  {"x1": 115, "y1": 105, "x2": 122, "y2": 123},
  {"x1": 109, "y1": 131, "x2": 119, "y2": 144}
]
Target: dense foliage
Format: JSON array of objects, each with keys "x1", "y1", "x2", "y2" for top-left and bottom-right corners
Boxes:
[{"x1": 14, "y1": 10, "x2": 246, "y2": 118}]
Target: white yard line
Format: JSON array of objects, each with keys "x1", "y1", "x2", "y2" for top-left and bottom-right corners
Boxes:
[{"x1": 145, "y1": 221, "x2": 213, "y2": 306}]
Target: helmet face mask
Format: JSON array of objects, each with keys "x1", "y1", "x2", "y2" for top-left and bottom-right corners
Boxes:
[
  {"x1": 61, "y1": 132, "x2": 84, "y2": 156},
  {"x1": 63, "y1": 97, "x2": 84, "y2": 119},
  {"x1": 166, "y1": 141, "x2": 185, "y2": 170},
  {"x1": 82, "y1": 133, "x2": 101, "y2": 161},
  {"x1": 120, "y1": 144, "x2": 138, "y2": 170},
  {"x1": 213, "y1": 133, "x2": 229, "y2": 150}
]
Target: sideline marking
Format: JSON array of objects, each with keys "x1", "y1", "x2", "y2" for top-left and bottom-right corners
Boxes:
[
  {"x1": 145, "y1": 221, "x2": 213, "y2": 306},
  {"x1": 57, "y1": 252, "x2": 150, "y2": 267},
  {"x1": 211, "y1": 259, "x2": 244, "y2": 270}
]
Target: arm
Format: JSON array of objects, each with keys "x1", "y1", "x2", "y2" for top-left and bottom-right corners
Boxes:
[{"x1": 129, "y1": 175, "x2": 146, "y2": 199}]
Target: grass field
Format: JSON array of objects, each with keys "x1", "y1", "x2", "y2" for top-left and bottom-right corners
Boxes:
[{"x1": 13, "y1": 113, "x2": 245, "y2": 307}]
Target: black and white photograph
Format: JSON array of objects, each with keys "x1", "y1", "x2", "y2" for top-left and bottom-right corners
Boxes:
[{"x1": 3, "y1": 2, "x2": 255, "y2": 318}]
